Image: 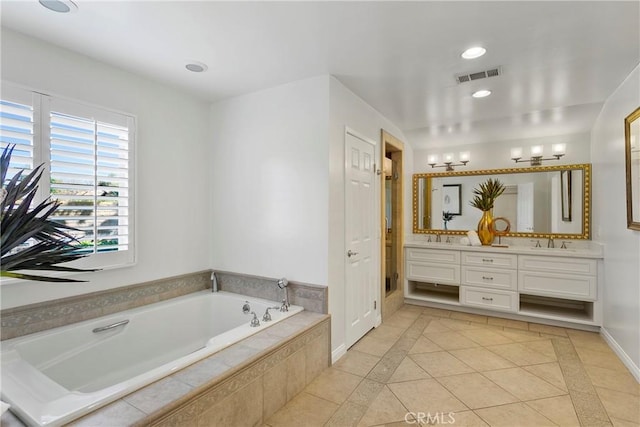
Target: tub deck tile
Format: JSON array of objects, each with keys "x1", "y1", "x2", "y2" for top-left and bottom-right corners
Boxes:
[
  {"x1": 124, "y1": 377, "x2": 194, "y2": 415},
  {"x1": 68, "y1": 400, "x2": 147, "y2": 427}
]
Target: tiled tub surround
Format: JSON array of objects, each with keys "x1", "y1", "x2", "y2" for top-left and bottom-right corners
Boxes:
[
  {"x1": 2, "y1": 291, "x2": 304, "y2": 426},
  {"x1": 1, "y1": 270, "x2": 327, "y2": 341},
  {"x1": 1, "y1": 312, "x2": 330, "y2": 426}
]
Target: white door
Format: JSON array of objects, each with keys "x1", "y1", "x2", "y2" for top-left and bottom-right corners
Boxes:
[
  {"x1": 345, "y1": 130, "x2": 378, "y2": 348},
  {"x1": 517, "y1": 182, "x2": 534, "y2": 232}
]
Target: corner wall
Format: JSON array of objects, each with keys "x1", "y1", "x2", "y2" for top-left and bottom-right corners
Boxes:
[
  {"x1": 591, "y1": 64, "x2": 640, "y2": 378},
  {"x1": 0, "y1": 29, "x2": 211, "y2": 309}
]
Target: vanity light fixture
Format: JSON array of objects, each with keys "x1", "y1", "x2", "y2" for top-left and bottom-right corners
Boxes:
[
  {"x1": 461, "y1": 46, "x2": 487, "y2": 59},
  {"x1": 39, "y1": 0, "x2": 78, "y2": 13},
  {"x1": 511, "y1": 144, "x2": 566, "y2": 166},
  {"x1": 428, "y1": 151, "x2": 471, "y2": 171},
  {"x1": 472, "y1": 89, "x2": 492, "y2": 98}
]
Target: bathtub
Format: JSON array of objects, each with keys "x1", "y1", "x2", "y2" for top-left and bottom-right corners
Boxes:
[{"x1": 1, "y1": 290, "x2": 303, "y2": 426}]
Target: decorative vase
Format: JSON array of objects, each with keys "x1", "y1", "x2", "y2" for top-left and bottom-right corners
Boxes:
[{"x1": 477, "y1": 210, "x2": 494, "y2": 245}]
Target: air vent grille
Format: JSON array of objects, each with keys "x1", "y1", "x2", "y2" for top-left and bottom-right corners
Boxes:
[{"x1": 456, "y1": 67, "x2": 501, "y2": 84}]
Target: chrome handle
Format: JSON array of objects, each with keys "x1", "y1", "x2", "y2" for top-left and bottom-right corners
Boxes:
[
  {"x1": 482, "y1": 276, "x2": 494, "y2": 280},
  {"x1": 482, "y1": 258, "x2": 493, "y2": 262},
  {"x1": 92, "y1": 320, "x2": 129, "y2": 333},
  {"x1": 347, "y1": 250, "x2": 359, "y2": 257},
  {"x1": 482, "y1": 297, "x2": 493, "y2": 302}
]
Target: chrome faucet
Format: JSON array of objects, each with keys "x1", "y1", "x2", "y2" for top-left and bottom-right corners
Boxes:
[
  {"x1": 277, "y1": 277, "x2": 289, "y2": 312},
  {"x1": 547, "y1": 237, "x2": 555, "y2": 248},
  {"x1": 262, "y1": 306, "x2": 281, "y2": 322},
  {"x1": 435, "y1": 233, "x2": 441, "y2": 243},
  {"x1": 249, "y1": 312, "x2": 260, "y2": 327}
]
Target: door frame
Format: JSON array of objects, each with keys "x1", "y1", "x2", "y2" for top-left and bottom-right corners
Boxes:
[
  {"x1": 344, "y1": 127, "x2": 381, "y2": 349},
  {"x1": 380, "y1": 130, "x2": 405, "y2": 320}
]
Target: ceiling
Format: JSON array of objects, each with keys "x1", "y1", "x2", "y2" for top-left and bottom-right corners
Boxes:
[{"x1": 1, "y1": 1, "x2": 638, "y2": 150}]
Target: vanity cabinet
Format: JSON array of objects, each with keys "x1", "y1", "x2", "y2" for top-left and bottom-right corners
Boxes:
[{"x1": 405, "y1": 244, "x2": 603, "y2": 327}]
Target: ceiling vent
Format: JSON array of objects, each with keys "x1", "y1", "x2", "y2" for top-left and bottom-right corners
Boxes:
[{"x1": 456, "y1": 67, "x2": 501, "y2": 84}]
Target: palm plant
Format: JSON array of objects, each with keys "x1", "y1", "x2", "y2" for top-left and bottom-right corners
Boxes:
[
  {"x1": 1, "y1": 145, "x2": 96, "y2": 282},
  {"x1": 470, "y1": 178, "x2": 505, "y2": 211}
]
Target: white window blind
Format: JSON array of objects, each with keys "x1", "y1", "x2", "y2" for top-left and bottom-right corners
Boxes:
[{"x1": 0, "y1": 85, "x2": 135, "y2": 269}]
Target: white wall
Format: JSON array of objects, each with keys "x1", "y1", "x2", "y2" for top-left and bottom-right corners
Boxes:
[
  {"x1": 591, "y1": 64, "x2": 640, "y2": 377},
  {"x1": 208, "y1": 76, "x2": 330, "y2": 285},
  {"x1": 328, "y1": 76, "x2": 409, "y2": 357},
  {"x1": 0, "y1": 29, "x2": 212, "y2": 308}
]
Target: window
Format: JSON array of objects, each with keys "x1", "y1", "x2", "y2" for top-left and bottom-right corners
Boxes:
[{"x1": 0, "y1": 85, "x2": 135, "y2": 269}]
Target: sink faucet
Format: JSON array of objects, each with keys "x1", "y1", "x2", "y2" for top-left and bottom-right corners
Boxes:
[
  {"x1": 547, "y1": 237, "x2": 555, "y2": 248},
  {"x1": 277, "y1": 277, "x2": 289, "y2": 312},
  {"x1": 435, "y1": 233, "x2": 441, "y2": 243}
]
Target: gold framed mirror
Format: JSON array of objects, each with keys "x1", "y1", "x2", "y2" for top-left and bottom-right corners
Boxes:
[
  {"x1": 413, "y1": 163, "x2": 591, "y2": 239},
  {"x1": 625, "y1": 106, "x2": 640, "y2": 231}
]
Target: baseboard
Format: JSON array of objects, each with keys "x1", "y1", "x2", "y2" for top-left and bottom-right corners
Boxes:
[
  {"x1": 600, "y1": 327, "x2": 640, "y2": 383},
  {"x1": 331, "y1": 343, "x2": 347, "y2": 364}
]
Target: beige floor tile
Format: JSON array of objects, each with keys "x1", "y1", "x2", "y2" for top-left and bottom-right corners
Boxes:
[
  {"x1": 449, "y1": 347, "x2": 515, "y2": 372},
  {"x1": 449, "y1": 311, "x2": 488, "y2": 324},
  {"x1": 474, "y1": 402, "x2": 556, "y2": 427},
  {"x1": 438, "y1": 318, "x2": 486, "y2": 331},
  {"x1": 611, "y1": 416, "x2": 640, "y2": 427},
  {"x1": 352, "y1": 335, "x2": 395, "y2": 357},
  {"x1": 408, "y1": 336, "x2": 443, "y2": 354},
  {"x1": 585, "y1": 364, "x2": 640, "y2": 396},
  {"x1": 410, "y1": 351, "x2": 475, "y2": 378},
  {"x1": 486, "y1": 342, "x2": 556, "y2": 366},
  {"x1": 497, "y1": 327, "x2": 545, "y2": 343},
  {"x1": 567, "y1": 331, "x2": 613, "y2": 353},
  {"x1": 423, "y1": 321, "x2": 453, "y2": 333},
  {"x1": 596, "y1": 387, "x2": 640, "y2": 424},
  {"x1": 525, "y1": 395, "x2": 580, "y2": 427},
  {"x1": 483, "y1": 367, "x2": 566, "y2": 401},
  {"x1": 436, "y1": 373, "x2": 519, "y2": 409},
  {"x1": 366, "y1": 324, "x2": 406, "y2": 342},
  {"x1": 304, "y1": 368, "x2": 363, "y2": 405},
  {"x1": 522, "y1": 339, "x2": 558, "y2": 360},
  {"x1": 388, "y1": 378, "x2": 468, "y2": 414},
  {"x1": 265, "y1": 392, "x2": 338, "y2": 427},
  {"x1": 421, "y1": 307, "x2": 452, "y2": 318},
  {"x1": 487, "y1": 317, "x2": 529, "y2": 330},
  {"x1": 528, "y1": 323, "x2": 568, "y2": 337},
  {"x1": 523, "y1": 362, "x2": 568, "y2": 392},
  {"x1": 325, "y1": 401, "x2": 367, "y2": 427},
  {"x1": 575, "y1": 346, "x2": 630, "y2": 372},
  {"x1": 383, "y1": 312, "x2": 417, "y2": 329},
  {"x1": 447, "y1": 410, "x2": 489, "y2": 426},
  {"x1": 357, "y1": 386, "x2": 411, "y2": 426},
  {"x1": 388, "y1": 356, "x2": 430, "y2": 383},
  {"x1": 459, "y1": 328, "x2": 514, "y2": 346},
  {"x1": 423, "y1": 331, "x2": 481, "y2": 350},
  {"x1": 333, "y1": 350, "x2": 381, "y2": 377}
]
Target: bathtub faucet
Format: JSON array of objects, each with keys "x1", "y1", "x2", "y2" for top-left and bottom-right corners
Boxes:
[
  {"x1": 277, "y1": 277, "x2": 289, "y2": 312},
  {"x1": 211, "y1": 271, "x2": 219, "y2": 292},
  {"x1": 262, "y1": 306, "x2": 281, "y2": 322}
]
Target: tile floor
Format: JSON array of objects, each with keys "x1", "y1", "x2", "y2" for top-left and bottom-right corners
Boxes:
[{"x1": 264, "y1": 305, "x2": 640, "y2": 427}]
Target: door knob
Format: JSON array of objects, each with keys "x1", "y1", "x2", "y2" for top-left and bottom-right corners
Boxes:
[{"x1": 347, "y1": 250, "x2": 359, "y2": 257}]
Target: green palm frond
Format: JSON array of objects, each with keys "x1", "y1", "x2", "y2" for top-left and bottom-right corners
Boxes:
[
  {"x1": 1, "y1": 144, "x2": 98, "y2": 282},
  {"x1": 469, "y1": 178, "x2": 506, "y2": 211}
]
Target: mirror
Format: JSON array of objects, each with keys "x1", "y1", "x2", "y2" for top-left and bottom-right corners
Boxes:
[
  {"x1": 625, "y1": 107, "x2": 640, "y2": 231},
  {"x1": 413, "y1": 163, "x2": 591, "y2": 239}
]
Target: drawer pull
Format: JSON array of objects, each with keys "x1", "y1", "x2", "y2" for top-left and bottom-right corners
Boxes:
[
  {"x1": 482, "y1": 258, "x2": 494, "y2": 263},
  {"x1": 482, "y1": 276, "x2": 494, "y2": 280},
  {"x1": 482, "y1": 297, "x2": 494, "y2": 302}
]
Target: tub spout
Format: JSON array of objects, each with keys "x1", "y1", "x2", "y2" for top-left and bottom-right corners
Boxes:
[{"x1": 262, "y1": 306, "x2": 281, "y2": 322}]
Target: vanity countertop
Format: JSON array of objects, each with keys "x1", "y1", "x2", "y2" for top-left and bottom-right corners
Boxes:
[{"x1": 405, "y1": 240, "x2": 604, "y2": 259}]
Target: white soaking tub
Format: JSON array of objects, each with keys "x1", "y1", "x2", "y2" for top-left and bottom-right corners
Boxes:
[{"x1": 1, "y1": 290, "x2": 302, "y2": 426}]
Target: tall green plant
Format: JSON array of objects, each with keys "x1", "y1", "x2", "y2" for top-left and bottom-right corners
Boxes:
[
  {"x1": 469, "y1": 178, "x2": 505, "y2": 211},
  {"x1": 1, "y1": 145, "x2": 97, "y2": 282}
]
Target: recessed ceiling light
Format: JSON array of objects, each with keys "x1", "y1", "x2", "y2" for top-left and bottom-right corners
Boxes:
[
  {"x1": 185, "y1": 61, "x2": 208, "y2": 73},
  {"x1": 39, "y1": 0, "x2": 78, "y2": 13},
  {"x1": 461, "y1": 46, "x2": 487, "y2": 60},
  {"x1": 472, "y1": 89, "x2": 492, "y2": 98}
]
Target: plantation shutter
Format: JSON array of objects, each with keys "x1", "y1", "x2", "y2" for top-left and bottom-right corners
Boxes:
[
  {"x1": 0, "y1": 98, "x2": 35, "y2": 181},
  {"x1": 47, "y1": 102, "x2": 131, "y2": 254}
]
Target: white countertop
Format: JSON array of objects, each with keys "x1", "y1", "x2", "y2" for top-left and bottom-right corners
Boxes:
[{"x1": 404, "y1": 240, "x2": 604, "y2": 259}]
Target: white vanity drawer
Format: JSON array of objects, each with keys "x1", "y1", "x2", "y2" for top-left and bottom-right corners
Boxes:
[
  {"x1": 460, "y1": 286, "x2": 518, "y2": 312},
  {"x1": 406, "y1": 248, "x2": 460, "y2": 264},
  {"x1": 518, "y1": 271, "x2": 597, "y2": 301},
  {"x1": 462, "y1": 252, "x2": 517, "y2": 269},
  {"x1": 518, "y1": 256, "x2": 597, "y2": 276},
  {"x1": 407, "y1": 261, "x2": 460, "y2": 285},
  {"x1": 462, "y1": 266, "x2": 517, "y2": 290}
]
